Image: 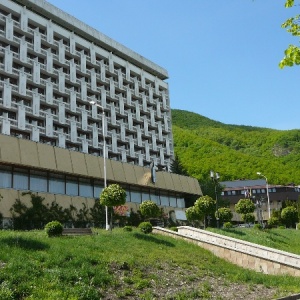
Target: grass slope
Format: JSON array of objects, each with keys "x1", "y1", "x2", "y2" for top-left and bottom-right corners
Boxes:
[
  {"x1": 171, "y1": 109, "x2": 300, "y2": 184},
  {"x1": 0, "y1": 229, "x2": 300, "y2": 299}
]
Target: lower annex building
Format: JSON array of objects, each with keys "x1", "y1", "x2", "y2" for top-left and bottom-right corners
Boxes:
[{"x1": 0, "y1": 0, "x2": 202, "y2": 227}]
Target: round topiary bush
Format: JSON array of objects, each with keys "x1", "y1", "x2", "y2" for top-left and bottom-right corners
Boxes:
[
  {"x1": 138, "y1": 221, "x2": 153, "y2": 234},
  {"x1": 123, "y1": 225, "x2": 133, "y2": 232},
  {"x1": 45, "y1": 220, "x2": 63, "y2": 237},
  {"x1": 223, "y1": 222, "x2": 233, "y2": 229}
]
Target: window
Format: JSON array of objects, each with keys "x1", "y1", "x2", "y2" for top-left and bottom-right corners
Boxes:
[
  {"x1": 30, "y1": 170, "x2": 47, "y2": 192},
  {"x1": 160, "y1": 195, "x2": 169, "y2": 206},
  {"x1": 66, "y1": 176, "x2": 78, "y2": 196},
  {"x1": 142, "y1": 191, "x2": 150, "y2": 202},
  {"x1": 169, "y1": 196, "x2": 177, "y2": 207},
  {"x1": 261, "y1": 189, "x2": 266, "y2": 193},
  {"x1": 0, "y1": 165, "x2": 12, "y2": 188},
  {"x1": 94, "y1": 180, "x2": 103, "y2": 198},
  {"x1": 13, "y1": 168, "x2": 29, "y2": 190},
  {"x1": 177, "y1": 198, "x2": 185, "y2": 208},
  {"x1": 49, "y1": 173, "x2": 65, "y2": 194},
  {"x1": 150, "y1": 192, "x2": 159, "y2": 204},
  {"x1": 130, "y1": 190, "x2": 141, "y2": 203},
  {"x1": 79, "y1": 178, "x2": 93, "y2": 198}
]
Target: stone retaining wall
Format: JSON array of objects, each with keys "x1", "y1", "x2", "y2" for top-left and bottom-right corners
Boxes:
[{"x1": 153, "y1": 226, "x2": 300, "y2": 277}]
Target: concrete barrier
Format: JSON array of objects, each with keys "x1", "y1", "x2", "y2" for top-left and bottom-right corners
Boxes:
[{"x1": 153, "y1": 226, "x2": 300, "y2": 277}]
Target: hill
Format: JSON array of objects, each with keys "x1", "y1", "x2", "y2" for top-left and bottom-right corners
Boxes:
[
  {"x1": 0, "y1": 229, "x2": 299, "y2": 299},
  {"x1": 171, "y1": 109, "x2": 300, "y2": 184}
]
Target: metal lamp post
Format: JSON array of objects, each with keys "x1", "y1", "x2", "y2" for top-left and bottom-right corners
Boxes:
[
  {"x1": 257, "y1": 172, "x2": 271, "y2": 219},
  {"x1": 210, "y1": 170, "x2": 220, "y2": 228},
  {"x1": 89, "y1": 100, "x2": 109, "y2": 230}
]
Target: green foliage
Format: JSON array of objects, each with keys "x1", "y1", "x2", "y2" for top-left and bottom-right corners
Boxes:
[
  {"x1": 281, "y1": 206, "x2": 299, "y2": 228},
  {"x1": 171, "y1": 109, "x2": 300, "y2": 185},
  {"x1": 253, "y1": 224, "x2": 262, "y2": 230},
  {"x1": 169, "y1": 226, "x2": 178, "y2": 232},
  {"x1": 268, "y1": 217, "x2": 280, "y2": 228},
  {"x1": 241, "y1": 213, "x2": 255, "y2": 224},
  {"x1": 194, "y1": 195, "x2": 215, "y2": 228},
  {"x1": 123, "y1": 226, "x2": 133, "y2": 232},
  {"x1": 280, "y1": 0, "x2": 300, "y2": 68},
  {"x1": 235, "y1": 199, "x2": 255, "y2": 215},
  {"x1": 44, "y1": 220, "x2": 63, "y2": 237},
  {"x1": 138, "y1": 222, "x2": 153, "y2": 234},
  {"x1": 216, "y1": 207, "x2": 233, "y2": 223},
  {"x1": 170, "y1": 154, "x2": 189, "y2": 176},
  {"x1": 100, "y1": 184, "x2": 126, "y2": 207},
  {"x1": 10, "y1": 192, "x2": 70, "y2": 230},
  {"x1": 297, "y1": 223, "x2": 300, "y2": 230},
  {"x1": 223, "y1": 222, "x2": 233, "y2": 229},
  {"x1": 185, "y1": 206, "x2": 202, "y2": 223},
  {"x1": 139, "y1": 200, "x2": 160, "y2": 219}
]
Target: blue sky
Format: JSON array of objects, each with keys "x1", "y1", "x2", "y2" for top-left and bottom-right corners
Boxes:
[{"x1": 47, "y1": 0, "x2": 299, "y2": 130}]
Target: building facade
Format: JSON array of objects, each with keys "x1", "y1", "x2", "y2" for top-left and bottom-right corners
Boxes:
[
  {"x1": 0, "y1": 0, "x2": 202, "y2": 226},
  {"x1": 221, "y1": 179, "x2": 300, "y2": 222}
]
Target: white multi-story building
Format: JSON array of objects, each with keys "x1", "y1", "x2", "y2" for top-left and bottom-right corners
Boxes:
[{"x1": 0, "y1": 0, "x2": 201, "y2": 226}]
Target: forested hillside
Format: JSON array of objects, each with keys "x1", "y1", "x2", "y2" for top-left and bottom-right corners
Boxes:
[{"x1": 171, "y1": 109, "x2": 300, "y2": 185}]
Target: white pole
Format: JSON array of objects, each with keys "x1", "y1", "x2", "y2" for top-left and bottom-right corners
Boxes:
[
  {"x1": 102, "y1": 108, "x2": 109, "y2": 230},
  {"x1": 266, "y1": 177, "x2": 271, "y2": 219},
  {"x1": 90, "y1": 100, "x2": 109, "y2": 230}
]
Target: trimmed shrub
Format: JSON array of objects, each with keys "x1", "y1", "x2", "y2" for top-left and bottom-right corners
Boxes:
[
  {"x1": 169, "y1": 226, "x2": 178, "y2": 232},
  {"x1": 278, "y1": 225, "x2": 286, "y2": 229},
  {"x1": 123, "y1": 226, "x2": 133, "y2": 232},
  {"x1": 297, "y1": 223, "x2": 300, "y2": 230},
  {"x1": 223, "y1": 222, "x2": 233, "y2": 229},
  {"x1": 45, "y1": 221, "x2": 63, "y2": 237},
  {"x1": 138, "y1": 222, "x2": 153, "y2": 234},
  {"x1": 253, "y1": 224, "x2": 262, "y2": 230}
]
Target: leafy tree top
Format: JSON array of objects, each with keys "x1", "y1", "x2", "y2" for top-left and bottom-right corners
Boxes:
[
  {"x1": 235, "y1": 199, "x2": 255, "y2": 215},
  {"x1": 139, "y1": 200, "x2": 160, "y2": 219},
  {"x1": 100, "y1": 184, "x2": 126, "y2": 207}
]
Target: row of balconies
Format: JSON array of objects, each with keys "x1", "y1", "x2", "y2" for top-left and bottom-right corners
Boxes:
[
  {"x1": 0, "y1": 115, "x2": 173, "y2": 161},
  {"x1": 1, "y1": 80, "x2": 172, "y2": 134},
  {"x1": 1, "y1": 15, "x2": 168, "y2": 97},
  {"x1": 0, "y1": 53, "x2": 170, "y2": 113}
]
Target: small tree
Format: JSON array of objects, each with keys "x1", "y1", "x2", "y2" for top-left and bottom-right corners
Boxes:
[
  {"x1": 186, "y1": 206, "x2": 202, "y2": 227},
  {"x1": 100, "y1": 184, "x2": 126, "y2": 229},
  {"x1": 194, "y1": 195, "x2": 215, "y2": 229},
  {"x1": 235, "y1": 199, "x2": 255, "y2": 224},
  {"x1": 139, "y1": 200, "x2": 160, "y2": 220},
  {"x1": 216, "y1": 207, "x2": 233, "y2": 225},
  {"x1": 281, "y1": 206, "x2": 299, "y2": 228}
]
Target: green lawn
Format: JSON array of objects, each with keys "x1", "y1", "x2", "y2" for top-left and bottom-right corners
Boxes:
[
  {"x1": 208, "y1": 227, "x2": 300, "y2": 255},
  {"x1": 0, "y1": 228, "x2": 299, "y2": 299}
]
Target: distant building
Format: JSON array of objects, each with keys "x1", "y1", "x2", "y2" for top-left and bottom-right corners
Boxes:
[
  {"x1": 0, "y1": 0, "x2": 201, "y2": 227},
  {"x1": 220, "y1": 179, "x2": 300, "y2": 222}
]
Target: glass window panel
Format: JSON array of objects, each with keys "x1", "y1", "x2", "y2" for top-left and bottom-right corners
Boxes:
[
  {"x1": 169, "y1": 196, "x2": 177, "y2": 207},
  {"x1": 150, "y1": 193, "x2": 159, "y2": 204},
  {"x1": 130, "y1": 190, "x2": 141, "y2": 203},
  {"x1": 0, "y1": 165, "x2": 12, "y2": 188},
  {"x1": 79, "y1": 179, "x2": 93, "y2": 198},
  {"x1": 49, "y1": 173, "x2": 65, "y2": 194},
  {"x1": 177, "y1": 198, "x2": 185, "y2": 208},
  {"x1": 261, "y1": 189, "x2": 265, "y2": 193},
  {"x1": 30, "y1": 170, "x2": 47, "y2": 192},
  {"x1": 232, "y1": 191, "x2": 236, "y2": 195},
  {"x1": 13, "y1": 168, "x2": 29, "y2": 190},
  {"x1": 160, "y1": 195, "x2": 169, "y2": 206},
  {"x1": 93, "y1": 180, "x2": 103, "y2": 198},
  {"x1": 142, "y1": 192, "x2": 150, "y2": 201},
  {"x1": 66, "y1": 176, "x2": 78, "y2": 196}
]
